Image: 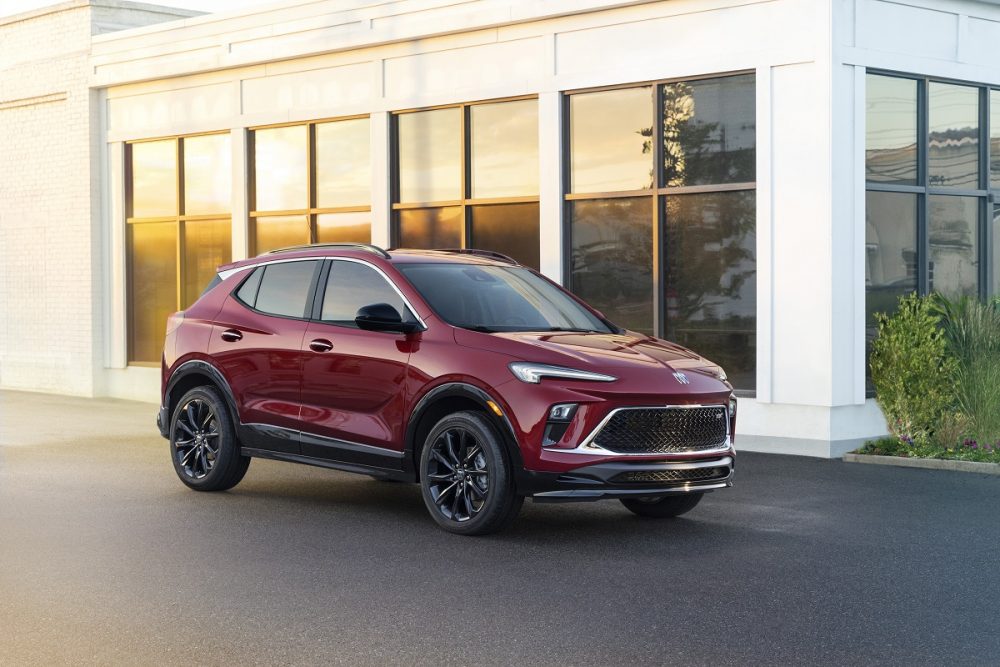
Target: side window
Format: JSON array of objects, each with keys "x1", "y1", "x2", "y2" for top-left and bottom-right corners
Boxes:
[
  {"x1": 253, "y1": 261, "x2": 319, "y2": 318},
  {"x1": 321, "y1": 261, "x2": 412, "y2": 326},
  {"x1": 234, "y1": 266, "x2": 264, "y2": 307}
]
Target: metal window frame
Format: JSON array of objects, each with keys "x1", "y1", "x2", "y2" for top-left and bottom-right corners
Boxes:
[
  {"x1": 561, "y1": 72, "x2": 758, "y2": 391},
  {"x1": 249, "y1": 115, "x2": 374, "y2": 254},
  {"x1": 389, "y1": 96, "x2": 541, "y2": 251},
  {"x1": 865, "y1": 69, "x2": 997, "y2": 302},
  {"x1": 125, "y1": 132, "x2": 233, "y2": 365}
]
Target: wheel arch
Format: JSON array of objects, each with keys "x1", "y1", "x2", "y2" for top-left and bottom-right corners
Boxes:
[
  {"x1": 404, "y1": 383, "x2": 523, "y2": 482},
  {"x1": 162, "y1": 360, "x2": 240, "y2": 437}
]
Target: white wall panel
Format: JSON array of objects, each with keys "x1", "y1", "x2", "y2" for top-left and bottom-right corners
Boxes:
[
  {"x1": 108, "y1": 82, "x2": 236, "y2": 135},
  {"x1": 241, "y1": 62, "x2": 375, "y2": 116},
  {"x1": 770, "y1": 61, "x2": 832, "y2": 407},
  {"x1": 856, "y1": 0, "x2": 958, "y2": 61},
  {"x1": 383, "y1": 37, "x2": 545, "y2": 100}
]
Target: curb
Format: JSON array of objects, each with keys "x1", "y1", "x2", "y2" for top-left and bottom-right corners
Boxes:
[{"x1": 843, "y1": 452, "x2": 1000, "y2": 475}]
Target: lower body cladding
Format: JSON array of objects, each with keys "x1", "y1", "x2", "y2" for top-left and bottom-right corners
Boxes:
[{"x1": 518, "y1": 455, "x2": 734, "y2": 503}]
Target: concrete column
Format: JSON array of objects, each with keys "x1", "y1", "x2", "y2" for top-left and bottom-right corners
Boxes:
[
  {"x1": 537, "y1": 90, "x2": 562, "y2": 283},
  {"x1": 370, "y1": 110, "x2": 391, "y2": 249},
  {"x1": 230, "y1": 128, "x2": 249, "y2": 260}
]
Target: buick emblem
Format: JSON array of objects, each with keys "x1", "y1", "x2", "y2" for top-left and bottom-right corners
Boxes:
[{"x1": 672, "y1": 372, "x2": 690, "y2": 385}]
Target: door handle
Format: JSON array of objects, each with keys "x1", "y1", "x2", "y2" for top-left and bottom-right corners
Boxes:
[
  {"x1": 309, "y1": 338, "x2": 333, "y2": 353},
  {"x1": 220, "y1": 329, "x2": 243, "y2": 342}
]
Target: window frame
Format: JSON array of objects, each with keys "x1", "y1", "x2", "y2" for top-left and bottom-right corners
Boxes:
[
  {"x1": 389, "y1": 95, "x2": 540, "y2": 251},
  {"x1": 561, "y1": 71, "x2": 757, "y2": 393},
  {"x1": 125, "y1": 131, "x2": 233, "y2": 366},
  {"x1": 249, "y1": 114, "x2": 372, "y2": 254},
  {"x1": 865, "y1": 69, "x2": 997, "y2": 302}
]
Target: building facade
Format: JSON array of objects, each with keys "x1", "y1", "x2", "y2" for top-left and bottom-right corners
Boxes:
[{"x1": 2, "y1": 0, "x2": 999, "y2": 457}]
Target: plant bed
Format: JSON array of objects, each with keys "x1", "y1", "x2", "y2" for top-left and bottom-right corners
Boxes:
[{"x1": 847, "y1": 436, "x2": 1000, "y2": 474}]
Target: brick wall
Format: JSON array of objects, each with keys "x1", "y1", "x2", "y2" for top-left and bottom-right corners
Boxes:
[{"x1": 0, "y1": 1, "x2": 196, "y2": 396}]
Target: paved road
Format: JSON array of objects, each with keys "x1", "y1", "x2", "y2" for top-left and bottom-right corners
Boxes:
[{"x1": 1, "y1": 390, "x2": 998, "y2": 666}]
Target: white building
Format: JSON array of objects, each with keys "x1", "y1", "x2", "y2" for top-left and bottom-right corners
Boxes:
[{"x1": 2, "y1": 0, "x2": 998, "y2": 457}]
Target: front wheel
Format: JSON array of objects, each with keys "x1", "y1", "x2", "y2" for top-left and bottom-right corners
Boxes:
[
  {"x1": 620, "y1": 493, "x2": 704, "y2": 518},
  {"x1": 419, "y1": 411, "x2": 522, "y2": 536},
  {"x1": 169, "y1": 386, "x2": 250, "y2": 492}
]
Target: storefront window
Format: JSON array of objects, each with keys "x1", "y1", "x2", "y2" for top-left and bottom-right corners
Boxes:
[
  {"x1": 393, "y1": 99, "x2": 540, "y2": 268},
  {"x1": 126, "y1": 134, "x2": 232, "y2": 364},
  {"x1": 865, "y1": 75, "x2": 918, "y2": 185},
  {"x1": 251, "y1": 117, "x2": 371, "y2": 253},
  {"x1": 567, "y1": 74, "x2": 757, "y2": 390}
]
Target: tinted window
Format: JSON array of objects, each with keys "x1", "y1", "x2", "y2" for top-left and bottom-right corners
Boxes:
[
  {"x1": 253, "y1": 261, "x2": 319, "y2": 318},
  {"x1": 321, "y1": 261, "x2": 411, "y2": 325},
  {"x1": 235, "y1": 266, "x2": 264, "y2": 306},
  {"x1": 399, "y1": 264, "x2": 612, "y2": 333}
]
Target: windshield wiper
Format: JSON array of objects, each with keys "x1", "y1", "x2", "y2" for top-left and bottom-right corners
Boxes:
[{"x1": 537, "y1": 327, "x2": 602, "y2": 333}]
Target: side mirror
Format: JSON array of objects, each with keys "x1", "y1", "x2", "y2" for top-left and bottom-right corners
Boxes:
[{"x1": 355, "y1": 303, "x2": 419, "y2": 334}]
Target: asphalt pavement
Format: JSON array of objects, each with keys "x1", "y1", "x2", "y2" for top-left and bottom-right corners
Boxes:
[{"x1": 1, "y1": 390, "x2": 998, "y2": 666}]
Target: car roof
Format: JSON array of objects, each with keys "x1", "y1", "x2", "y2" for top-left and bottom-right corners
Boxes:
[{"x1": 216, "y1": 245, "x2": 518, "y2": 275}]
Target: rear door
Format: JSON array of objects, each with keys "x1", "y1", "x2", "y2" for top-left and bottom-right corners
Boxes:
[
  {"x1": 299, "y1": 259, "x2": 417, "y2": 469},
  {"x1": 209, "y1": 259, "x2": 322, "y2": 454}
]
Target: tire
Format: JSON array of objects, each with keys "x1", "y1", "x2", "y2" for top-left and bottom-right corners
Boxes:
[
  {"x1": 169, "y1": 386, "x2": 250, "y2": 492},
  {"x1": 419, "y1": 411, "x2": 523, "y2": 536},
  {"x1": 620, "y1": 493, "x2": 704, "y2": 518}
]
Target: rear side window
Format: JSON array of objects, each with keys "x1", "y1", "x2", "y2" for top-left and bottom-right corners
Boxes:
[
  {"x1": 320, "y1": 261, "x2": 413, "y2": 326},
  {"x1": 247, "y1": 261, "x2": 319, "y2": 318},
  {"x1": 234, "y1": 267, "x2": 263, "y2": 306}
]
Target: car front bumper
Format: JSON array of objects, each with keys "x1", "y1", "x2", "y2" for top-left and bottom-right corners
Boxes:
[{"x1": 517, "y1": 455, "x2": 734, "y2": 502}]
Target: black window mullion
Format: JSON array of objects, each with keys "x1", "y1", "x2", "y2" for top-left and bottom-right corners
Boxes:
[
  {"x1": 917, "y1": 78, "x2": 930, "y2": 295},
  {"x1": 653, "y1": 85, "x2": 666, "y2": 338}
]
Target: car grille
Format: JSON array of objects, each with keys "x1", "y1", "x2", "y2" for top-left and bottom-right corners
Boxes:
[
  {"x1": 590, "y1": 406, "x2": 728, "y2": 454},
  {"x1": 611, "y1": 466, "x2": 730, "y2": 485}
]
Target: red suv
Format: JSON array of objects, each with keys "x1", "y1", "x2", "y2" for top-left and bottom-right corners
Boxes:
[{"x1": 158, "y1": 243, "x2": 736, "y2": 535}]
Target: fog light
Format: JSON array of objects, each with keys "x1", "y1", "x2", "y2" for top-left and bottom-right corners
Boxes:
[{"x1": 549, "y1": 403, "x2": 578, "y2": 421}]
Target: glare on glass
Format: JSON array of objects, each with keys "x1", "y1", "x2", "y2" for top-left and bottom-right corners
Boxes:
[
  {"x1": 570, "y1": 87, "x2": 653, "y2": 194},
  {"x1": 316, "y1": 212, "x2": 371, "y2": 244},
  {"x1": 471, "y1": 100, "x2": 539, "y2": 198},
  {"x1": 928, "y1": 195, "x2": 979, "y2": 297},
  {"x1": 254, "y1": 126, "x2": 308, "y2": 211},
  {"x1": 131, "y1": 140, "x2": 177, "y2": 218},
  {"x1": 398, "y1": 207, "x2": 463, "y2": 248},
  {"x1": 928, "y1": 83, "x2": 979, "y2": 189},
  {"x1": 254, "y1": 215, "x2": 309, "y2": 254},
  {"x1": 129, "y1": 222, "x2": 177, "y2": 363},
  {"x1": 665, "y1": 191, "x2": 756, "y2": 391},
  {"x1": 569, "y1": 197, "x2": 653, "y2": 333},
  {"x1": 184, "y1": 134, "x2": 232, "y2": 215},
  {"x1": 470, "y1": 203, "x2": 540, "y2": 269},
  {"x1": 663, "y1": 74, "x2": 755, "y2": 187},
  {"x1": 397, "y1": 108, "x2": 462, "y2": 203},
  {"x1": 865, "y1": 75, "x2": 918, "y2": 185},
  {"x1": 315, "y1": 118, "x2": 371, "y2": 208},
  {"x1": 183, "y1": 219, "x2": 231, "y2": 308}
]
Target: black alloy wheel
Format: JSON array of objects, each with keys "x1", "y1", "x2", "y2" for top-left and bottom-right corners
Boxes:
[
  {"x1": 419, "y1": 411, "x2": 522, "y2": 535},
  {"x1": 174, "y1": 398, "x2": 220, "y2": 480},
  {"x1": 169, "y1": 386, "x2": 250, "y2": 492},
  {"x1": 425, "y1": 427, "x2": 490, "y2": 522}
]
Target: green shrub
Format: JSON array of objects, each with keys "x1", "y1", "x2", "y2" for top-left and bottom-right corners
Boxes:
[
  {"x1": 932, "y1": 295, "x2": 1000, "y2": 444},
  {"x1": 869, "y1": 293, "x2": 957, "y2": 440}
]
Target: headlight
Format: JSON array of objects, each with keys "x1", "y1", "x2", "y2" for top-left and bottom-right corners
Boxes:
[
  {"x1": 508, "y1": 362, "x2": 617, "y2": 384},
  {"x1": 729, "y1": 395, "x2": 738, "y2": 419}
]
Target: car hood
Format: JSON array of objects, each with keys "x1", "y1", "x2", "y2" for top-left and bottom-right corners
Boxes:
[{"x1": 453, "y1": 328, "x2": 731, "y2": 392}]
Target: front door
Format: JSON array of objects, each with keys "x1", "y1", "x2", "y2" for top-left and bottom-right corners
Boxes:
[{"x1": 299, "y1": 259, "x2": 417, "y2": 469}]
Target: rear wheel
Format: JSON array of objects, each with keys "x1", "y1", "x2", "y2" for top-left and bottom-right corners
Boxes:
[
  {"x1": 169, "y1": 386, "x2": 250, "y2": 492},
  {"x1": 620, "y1": 493, "x2": 703, "y2": 518},
  {"x1": 419, "y1": 411, "x2": 522, "y2": 536}
]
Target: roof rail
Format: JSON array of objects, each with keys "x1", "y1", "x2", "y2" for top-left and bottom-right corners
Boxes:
[
  {"x1": 435, "y1": 249, "x2": 519, "y2": 265},
  {"x1": 263, "y1": 243, "x2": 391, "y2": 259}
]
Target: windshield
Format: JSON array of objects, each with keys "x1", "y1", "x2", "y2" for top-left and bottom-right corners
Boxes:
[{"x1": 397, "y1": 263, "x2": 615, "y2": 333}]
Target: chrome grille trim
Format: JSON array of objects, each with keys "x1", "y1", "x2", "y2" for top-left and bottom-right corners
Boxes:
[{"x1": 552, "y1": 404, "x2": 732, "y2": 457}]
